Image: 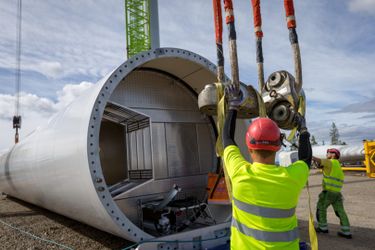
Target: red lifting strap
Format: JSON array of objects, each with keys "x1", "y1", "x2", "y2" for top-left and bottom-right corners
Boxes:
[
  {"x1": 251, "y1": 0, "x2": 263, "y2": 38},
  {"x1": 223, "y1": 0, "x2": 234, "y2": 24},
  {"x1": 213, "y1": 0, "x2": 223, "y2": 44},
  {"x1": 284, "y1": 0, "x2": 296, "y2": 28}
]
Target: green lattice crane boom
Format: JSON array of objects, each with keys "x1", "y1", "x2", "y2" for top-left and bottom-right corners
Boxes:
[{"x1": 125, "y1": 0, "x2": 153, "y2": 58}]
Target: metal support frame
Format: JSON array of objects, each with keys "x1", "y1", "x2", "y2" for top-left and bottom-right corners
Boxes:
[
  {"x1": 364, "y1": 140, "x2": 375, "y2": 178},
  {"x1": 125, "y1": 0, "x2": 152, "y2": 58},
  {"x1": 338, "y1": 140, "x2": 375, "y2": 177}
]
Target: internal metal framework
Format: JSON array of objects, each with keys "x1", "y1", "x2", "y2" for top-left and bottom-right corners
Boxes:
[{"x1": 103, "y1": 102, "x2": 150, "y2": 133}]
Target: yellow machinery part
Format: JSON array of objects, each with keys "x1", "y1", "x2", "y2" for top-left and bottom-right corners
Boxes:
[
  {"x1": 342, "y1": 167, "x2": 367, "y2": 171},
  {"x1": 364, "y1": 140, "x2": 375, "y2": 178}
]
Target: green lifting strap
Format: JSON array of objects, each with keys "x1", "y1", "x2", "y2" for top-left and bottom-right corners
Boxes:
[
  {"x1": 215, "y1": 82, "x2": 232, "y2": 200},
  {"x1": 307, "y1": 182, "x2": 319, "y2": 250}
]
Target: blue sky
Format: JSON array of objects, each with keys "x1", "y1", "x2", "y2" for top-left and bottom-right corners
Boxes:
[{"x1": 0, "y1": 0, "x2": 375, "y2": 150}]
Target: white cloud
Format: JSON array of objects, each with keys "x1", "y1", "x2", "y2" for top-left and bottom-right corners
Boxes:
[
  {"x1": 0, "y1": 93, "x2": 56, "y2": 120},
  {"x1": 3, "y1": 61, "x2": 65, "y2": 79},
  {"x1": 34, "y1": 61, "x2": 63, "y2": 78},
  {"x1": 0, "y1": 81, "x2": 94, "y2": 150},
  {"x1": 306, "y1": 100, "x2": 375, "y2": 145},
  {"x1": 56, "y1": 81, "x2": 94, "y2": 108},
  {"x1": 333, "y1": 98, "x2": 375, "y2": 113},
  {"x1": 0, "y1": 1, "x2": 125, "y2": 81},
  {"x1": 348, "y1": 0, "x2": 375, "y2": 15}
]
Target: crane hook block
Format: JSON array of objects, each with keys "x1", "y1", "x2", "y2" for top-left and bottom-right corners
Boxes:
[{"x1": 13, "y1": 115, "x2": 22, "y2": 129}]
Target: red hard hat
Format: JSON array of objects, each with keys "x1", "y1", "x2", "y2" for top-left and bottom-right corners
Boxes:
[
  {"x1": 327, "y1": 148, "x2": 340, "y2": 159},
  {"x1": 246, "y1": 118, "x2": 281, "y2": 152}
]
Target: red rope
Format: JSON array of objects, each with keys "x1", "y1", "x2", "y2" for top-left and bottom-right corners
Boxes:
[
  {"x1": 284, "y1": 0, "x2": 296, "y2": 28},
  {"x1": 223, "y1": 0, "x2": 234, "y2": 24},
  {"x1": 251, "y1": 0, "x2": 263, "y2": 38},
  {"x1": 213, "y1": 0, "x2": 223, "y2": 44}
]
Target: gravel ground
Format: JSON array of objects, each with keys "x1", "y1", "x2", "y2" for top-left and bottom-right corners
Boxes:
[
  {"x1": 0, "y1": 195, "x2": 131, "y2": 250},
  {"x1": 296, "y1": 170, "x2": 375, "y2": 250},
  {"x1": 0, "y1": 170, "x2": 374, "y2": 250}
]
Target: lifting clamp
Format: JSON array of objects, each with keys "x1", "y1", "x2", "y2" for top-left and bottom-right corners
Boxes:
[
  {"x1": 13, "y1": 115, "x2": 22, "y2": 143},
  {"x1": 250, "y1": 0, "x2": 305, "y2": 130}
]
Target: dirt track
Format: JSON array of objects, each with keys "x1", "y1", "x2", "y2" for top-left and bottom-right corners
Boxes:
[{"x1": 1, "y1": 170, "x2": 374, "y2": 250}]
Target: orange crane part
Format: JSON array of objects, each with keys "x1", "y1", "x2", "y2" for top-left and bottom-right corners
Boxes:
[{"x1": 207, "y1": 172, "x2": 230, "y2": 205}]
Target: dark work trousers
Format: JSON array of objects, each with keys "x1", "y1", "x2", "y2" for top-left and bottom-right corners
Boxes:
[{"x1": 316, "y1": 190, "x2": 351, "y2": 235}]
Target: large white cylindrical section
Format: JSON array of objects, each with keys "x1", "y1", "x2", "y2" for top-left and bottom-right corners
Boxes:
[
  {"x1": 0, "y1": 78, "x2": 127, "y2": 237},
  {"x1": 0, "y1": 48, "x2": 249, "y2": 243}
]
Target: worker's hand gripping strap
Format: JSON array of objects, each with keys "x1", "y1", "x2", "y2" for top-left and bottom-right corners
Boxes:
[
  {"x1": 213, "y1": 0, "x2": 225, "y2": 82},
  {"x1": 286, "y1": 94, "x2": 305, "y2": 142},
  {"x1": 307, "y1": 182, "x2": 319, "y2": 250},
  {"x1": 214, "y1": 83, "x2": 266, "y2": 201},
  {"x1": 215, "y1": 82, "x2": 233, "y2": 200},
  {"x1": 224, "y1": 0, "x2": 240, "y2": 88},
  {"x1": 250, "y1": 0, "x2": 265, "y2": 91}
]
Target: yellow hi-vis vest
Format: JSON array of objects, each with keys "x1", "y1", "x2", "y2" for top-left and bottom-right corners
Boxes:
[
  {"x1": 323, "y1": 159, "x2": 344, "y2": 192},
  {"x1": 223, "y1": 146, "x2": 309, "y2": 250}
]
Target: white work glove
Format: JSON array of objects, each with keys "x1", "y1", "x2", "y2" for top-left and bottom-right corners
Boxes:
[{"x1": 225, "y1": 83, "x2": 243, "y2": 110}]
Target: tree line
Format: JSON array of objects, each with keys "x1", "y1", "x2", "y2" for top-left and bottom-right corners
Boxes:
[{"x1": 310, "y1": 122, "x2": 346, "y2": 146}]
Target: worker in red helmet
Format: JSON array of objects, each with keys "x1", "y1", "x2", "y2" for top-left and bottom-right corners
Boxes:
[
  {"x1": 312, "y1": 148, "x2": 352, "y2": 239},
  {"x1": 223, "y1": 84, "x2": 312, "y2": 250}
]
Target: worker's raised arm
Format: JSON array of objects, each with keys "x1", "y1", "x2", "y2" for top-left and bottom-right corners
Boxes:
[
  {"x1": 295, "y1": 113, "x2": 312, "y2": 167},
  {"x1": 312, "y1": 156, "x2": 332, "y2": 174},
  {"x1": 312, "y1": 156, "x2": 322, "y2": 166},
  {"x1": 222, "y1": 84, "x2": 242, "y2": 147}
]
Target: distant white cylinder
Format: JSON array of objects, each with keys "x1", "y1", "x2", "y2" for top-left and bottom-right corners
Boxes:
[
  {"x1": 278, "y1": 144, "x2": 365, "y2": 166},
  {"x1": 312, "y1": 144, "x2": 365, "y2": 162}
]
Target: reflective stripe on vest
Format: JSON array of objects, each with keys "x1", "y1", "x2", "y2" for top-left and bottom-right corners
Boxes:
[
  {"x1": 324, "y1": 182, "x2": 342, "y2": 189},
  {"x1": 233, "y1": 197, "x2": 295, "y2": 218},
  {"x1": 323, "y1": 174, "x2": 343, "y2": 183},
  {"x1": 232, "y1": 218, "x2": 299, "y2": 242},
  {"x1": 323, "y1": 160, "x2": 344, "y2": 192}
]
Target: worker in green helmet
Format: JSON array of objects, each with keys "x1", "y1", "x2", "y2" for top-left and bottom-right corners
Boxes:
[
  {"x1": 313, "y1": 148, "x2": 352, "y2": 239},
  {"x1": 223, "y1": 84, "x2": 312, "y2": 250}
]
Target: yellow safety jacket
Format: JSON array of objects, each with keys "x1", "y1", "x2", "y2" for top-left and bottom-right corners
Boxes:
[
  {"x1": 223, "y1": 145, "x2": 309, "y2": 250},
  {"x1": 322, "y1": 159, "x2": 344, "y2": 193}
]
